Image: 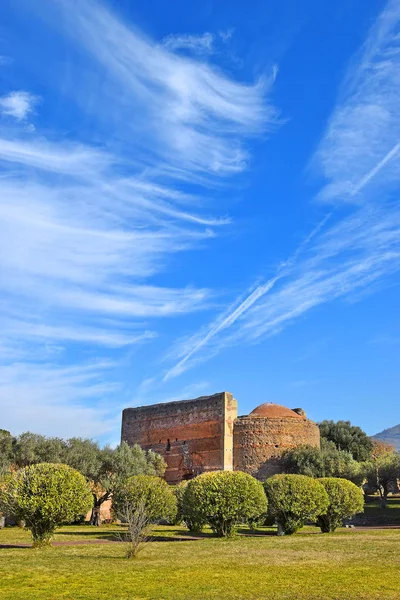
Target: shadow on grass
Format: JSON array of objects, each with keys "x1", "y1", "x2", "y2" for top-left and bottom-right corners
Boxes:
[
  {"x1": 56, "y1": 530, "x2": 117, "y2": 540},
  {"x1": 0, "y1": 544, "x2": 32, "y2": 549},
  {"x1": 156, "y1": 528, "x2": 214, "y2": 539}
]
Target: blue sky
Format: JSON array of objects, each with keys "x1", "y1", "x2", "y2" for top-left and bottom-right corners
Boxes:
[{"x1": 1, "y1": 0, "x2": 399, "y2": 443}]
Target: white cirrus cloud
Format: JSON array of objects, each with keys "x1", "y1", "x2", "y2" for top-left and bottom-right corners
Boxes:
[
  {"x1": 0, "y1": 0, "x2": 276, "y2": 436},
  {"x1": 0, "y1": 360, "x2": 120, "y2": 438},
  {"x1": 0, "y1": 91, "x2": 38, "y2": 121},
  {"x1": 165, "y1": 0, "x2": 400, "y2": 378},
  {"x1": 162, "y1": 32, "x2": 215, "y2": 55}
]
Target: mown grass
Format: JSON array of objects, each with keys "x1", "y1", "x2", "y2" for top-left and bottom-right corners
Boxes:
[{"x1": 1, "y1": 524, "x2": 400, "y2": 599}]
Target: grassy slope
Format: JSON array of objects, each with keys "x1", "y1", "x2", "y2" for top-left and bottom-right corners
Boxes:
[{"x1": 1, "y1": 525, "x2": 400, "y2": 600}]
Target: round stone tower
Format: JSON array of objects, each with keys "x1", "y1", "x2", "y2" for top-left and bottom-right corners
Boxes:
[{"x1": 233, "y1": 402, "x2": 320, "y2": 480}]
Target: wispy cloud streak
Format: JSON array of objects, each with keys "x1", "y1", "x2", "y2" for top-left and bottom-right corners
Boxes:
[
  {"x1": 164, "y1": 212, "x2": 332, "y2": 379},
  {"x1": 165, "y1": 0, "x2": 400, "y2": 378},
  {"x1": 0, "y1": 0, "x2": 275, "y2": 434},
  {"x1": 162, "y1": 32, "x2": 215, "y2": 54}
]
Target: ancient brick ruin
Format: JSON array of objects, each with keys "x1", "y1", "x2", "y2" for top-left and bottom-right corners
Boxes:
[{"x1": 121, "y1": 392, "x2": 320, "y2": 483}]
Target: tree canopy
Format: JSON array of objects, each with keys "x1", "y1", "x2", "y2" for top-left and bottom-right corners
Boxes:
[
  {"x1": 366, "y1": 441, "x2": 400, "y2": 506},
  {"x1": 281, "y1": 440, "x2": 365, "y2": 485},
  {"x1": 318, "y1": 420, "x2": 373, "y2": 462},
  {"x1": 1, "y1": 431, "x2": 166, "y2": 524}
]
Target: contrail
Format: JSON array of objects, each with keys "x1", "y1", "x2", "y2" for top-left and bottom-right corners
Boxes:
[
  {"x1": 164, "y1": 142, "x2": 400, "y2": 380},
  {"x1": 350, "y1": 141, "x2": 400, "y2": 197},
  {"x1": 164, "y1": 212, "x2": 332, "y2": 380}
]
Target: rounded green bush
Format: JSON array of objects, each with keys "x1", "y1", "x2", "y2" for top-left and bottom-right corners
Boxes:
[
  {"x1": 264, "y1": 474, "x2": 329, "y2": 535},
  {"x1": 317, "y1": 477, "x2": 364, "y2": 532},
  {"x1": 112, "y1": 475, "x2": 177, "y2": 523},
  {"x1": 182, "y1": 470, "x2": 267, "y2": 537},
  {"x1": 0, "y1": 463, "x2": 92, "y2": 547}
]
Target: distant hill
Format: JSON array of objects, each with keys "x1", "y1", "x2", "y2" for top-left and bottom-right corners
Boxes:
[{"x1": 372, "y1": 424, "x2": 400, "y2": 451}]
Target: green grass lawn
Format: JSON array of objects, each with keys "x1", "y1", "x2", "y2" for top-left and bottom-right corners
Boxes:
[{"x1": 1, "y1": 524, "x2": 400, "y2": 600}]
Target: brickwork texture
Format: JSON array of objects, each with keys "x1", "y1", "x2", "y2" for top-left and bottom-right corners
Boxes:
[{"x1": 121, "y1": 393, "x2": 320, "y2": 483}]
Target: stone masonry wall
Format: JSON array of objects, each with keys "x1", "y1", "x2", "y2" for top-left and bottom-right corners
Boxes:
[
  {"x1": 233, "y1": 416, "x2": 320, "y2": 480},
  {"x1": 121, "y1": 392, "x2": 238, "y2": 484}
]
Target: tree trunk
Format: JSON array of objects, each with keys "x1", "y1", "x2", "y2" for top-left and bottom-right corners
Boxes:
[
  {"x1": 381, "y1": 483, "x2": 389, "y2": 509},
  {"x1": 89, "y1": 492, "x2": 110, "y2": 526},
  {"x1": 377, "y1": 484, "x2": 387, "y2": 509}
]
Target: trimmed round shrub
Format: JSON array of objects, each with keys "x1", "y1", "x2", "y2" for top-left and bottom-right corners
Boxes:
[
  {"x1": 264, "y1": 474, "x2": 329, "y2": 535},
  {"x1": 112, "y1": 475, "x2": 177, "y2": 523},
  {"x1": 0, "y1": 463, "x2": 92, "y2": 547},
  {"x1": 316, "y1": 477, "x2": 364, "y2": 533},
  {"x1": 182, "y1": 470, "x2": 267, "y2": 537}
]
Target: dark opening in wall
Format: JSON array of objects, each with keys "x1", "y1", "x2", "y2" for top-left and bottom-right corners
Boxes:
[{"x1": 166, "y1": 439, "x2": 171, "y2": 452}]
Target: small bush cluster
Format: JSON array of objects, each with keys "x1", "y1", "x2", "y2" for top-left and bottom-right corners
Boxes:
[
  {"x1": 181, "y1": 470, "x2": 267, "y2": 537},
  {"x1": 0, "y1": 456, "x2": 365, "y2": 551},
  {"x1": 264, "y1": 473, "x2": 364, "y2": 535}
]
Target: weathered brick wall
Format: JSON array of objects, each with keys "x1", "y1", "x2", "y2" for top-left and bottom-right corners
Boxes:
[
  {"x1": 233, "y1": 416, "x2": 320, "y2": 480},
  {"x1": 121, "y1": 392, "x2": 237, "y2": 484}
]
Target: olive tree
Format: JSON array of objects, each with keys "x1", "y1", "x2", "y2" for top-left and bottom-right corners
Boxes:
[
  {"x1": 317, "y1": 477, "x2": 364, "y2": 532},
  {"x1": 65, "y1": 440, "x2": 166, "y2": 525},
  {"x1": 264, "y1": 474, "x2": 329, "y2": 535},
  {"x1": 3, "y1": 431, "x2": 167, "y2": 526},
  {"x1": 366, "y1": 441, "x2": 400, "y2": 508},
  {"x1": 182, "y1": 471, "x2": 267, "y2": 537},
  {"x1": 281, "y1": 441, "x2": 365, "y2": 485},
  {"x1": 319, "y1": 420, "x2": 373, "y2": 462},
  {"x1": 12, "y1": 432, "x2": 66, "y2": 467},
  {"x1": 0, "y1": 463, "x2": 92, "y2": 547},
  {"x1": 0, "y1": 430, "x2": 13, "y2": 476}
]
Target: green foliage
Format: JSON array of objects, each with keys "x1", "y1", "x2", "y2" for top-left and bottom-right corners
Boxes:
[
  {"x1": 182, "y1": 471, "x2": 268, "y2": 537},
  {"x1": 264, "y1": 474, "x2": 329, "y2": 535},
  {"x1": 319, "y1": 420, "x2": 373, "y2": 462},
  {"x1": 0, "y1": 463, "x2": 92, "y2": 547},
  {"x1": 180, "y1": 479, "x2": 207, "y2": 533},
  {"x1": 366, "y1": 443, "x2": 400, "y2": 504},
  {"x1": 0, "y1": 429, "x2": 13, "y2": 474},
  {"x1": 173, "y1": 481, "x2": 188, "y2": 525},
  {"x1": 63, "y1": 438, "x2": 103, "y2": 482},
  {"x1": 3, "y1": 431, "x2": 167, "y2": 524},
  {"x1": 316, "y1": 478, "x2": 364, "y2": 533},
  {"x1": 112, "y1": 475, "x2": 177, "y2": 524},
  {"x1": 281, "y1": 441, "x2": 366, "y2": 485},
  {"x1": 12, "y1": 432, "x2": 65, "y2": 467}
]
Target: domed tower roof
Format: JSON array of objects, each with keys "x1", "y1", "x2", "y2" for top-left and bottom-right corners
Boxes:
[{"x1": 249, "y1": 403, "x2": 302, "y2": 419}]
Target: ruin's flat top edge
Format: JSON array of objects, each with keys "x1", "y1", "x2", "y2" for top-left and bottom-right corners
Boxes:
[{"x1": 123, "y1": 392, "x2": 234, "y2": 414}]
